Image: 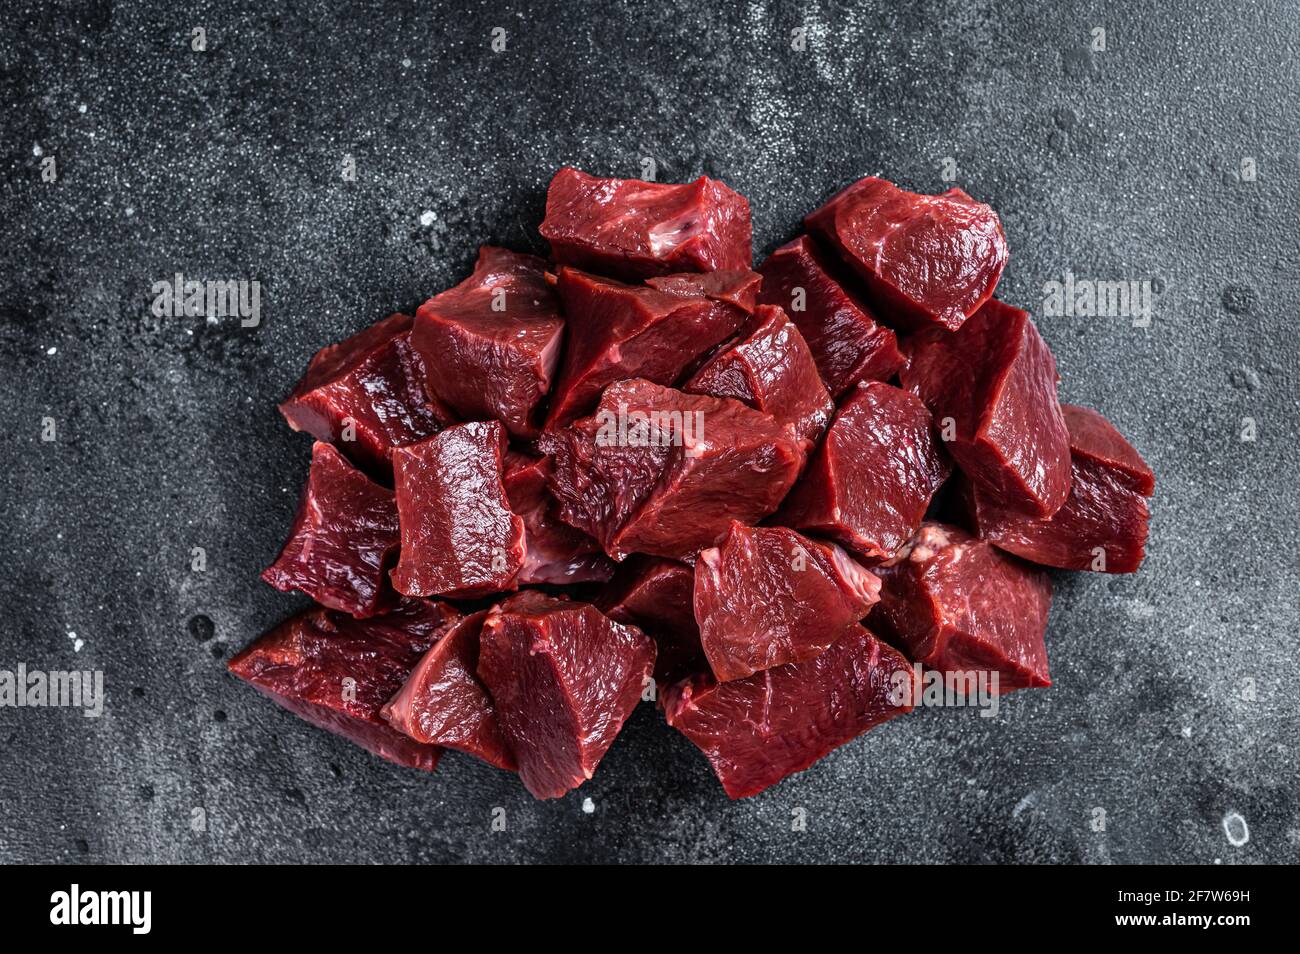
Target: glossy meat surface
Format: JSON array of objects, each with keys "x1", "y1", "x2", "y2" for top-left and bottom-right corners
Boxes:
[
  {"x1": 261, "y1": 441, "x2": 400, "y2": 617},
  {"x1": 546, "y1": 266, "x2": 759, "y2": 427},
  {"x1": 278, "y1": 312, "x2": 449, "y2": 477},
  {"x1": 663, "y1": 625, "x2": 914, "y2": 798},
  {"x1": 381, "y1": 610, "x2": 517, "y2": 771},
  {"x1": 598, "y1": 555, "x2": 703, "y2": 683},
  {"x1": 502, "y1": 452, "x2": 614, "y2": 585},
  {"x1": 777, "y1": 381, "x2": 951, "y2": 562},
  {"x1": 965, "y1": 404, "x2": 1154, "y2": 572},
  {"x1": 695, "y1": 522, "x2": 881, "y2": 681},
  {"x1": 539, "y1": 166, "x2": 752, "y2": 280},
  {"x1": 542, "y1": 379, "x2": 803, "y2": 560},
  {"x1": 390, "y1": 421, "x2": 525, "y2": 597},
  {"x1": 476, "y1": 592, "x2": 655, "y2": 798},
  {"x1": 902, "y1": 298, "x2": 1071, "y2": 518},
  {"x1": 870, "y1": 523, "x2": 1052, "y2": 693},
  {"x1": 412, "y1": 246, "x2": 565, "y2": 438},
  {"x1": 805, "y1": 176, "x2": 1007, "y2": 332},
  {"x1": 227, "y1": 598, "x2": 458, "y2": 770},
  {"x1": 685, "y1": 304, "x2": 834, "y2": 446},
  {"x1": 757, "y1": 235, "x2": 904, "y2": 395}
]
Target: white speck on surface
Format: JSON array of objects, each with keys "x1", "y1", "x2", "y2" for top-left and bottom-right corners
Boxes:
[
  {"x1": 78, "y1": 103, "x2": 87, "y2": 113},
  {"x1": 401, "y1": 58, "x2": 412, "y2": 68},
  {"x1": 32, "y1": 143, "x2": 43, "y2": 156},
  {"x1": 68, "y1": 631, "x2": 84, "y2": 653},
  {"x1": 1012, "y1": 794, "x2": 1035, "y2": 818},
  {"x1": 46, "y1": 346, "x2": 56, "y2": 356},
  {"x1": 581, "y1": 797, "x2": 595, "y2": 814},
  {"x1": 125, "y1": 207, "x2": 134, "y2": 217},
  {"x1": 1181, "y1": 725, "x2": 1192, "y2": 738},
  {"x1": 1223, "y1": 811, "x2": 1249, "y2": 847},
  {"x1": 419, "y1": 210, "x2": 436, "y2": 227}
]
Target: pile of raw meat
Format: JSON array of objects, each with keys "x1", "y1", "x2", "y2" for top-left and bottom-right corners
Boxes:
[{"x1": 230, "y1": 167, "x2": 1154, "y2": 799}]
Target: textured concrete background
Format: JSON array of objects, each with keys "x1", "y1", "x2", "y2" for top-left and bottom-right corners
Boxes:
[{"x1": 1, "y1": 0, "x2": 1297, "y2": 864}]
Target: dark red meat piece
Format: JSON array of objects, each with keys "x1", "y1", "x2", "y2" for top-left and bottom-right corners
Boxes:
[
  {"x1": 870, "y1": 523, "x2": 1052, "y2": 694},
  {"x1": 757, "y1": 235, "x2": 905, "y2": 395},
  {"x1": 776, "y1": 380, "x2": 951, "y2": 563},
  {"x1": 685, "y1": 304, "x2": 834, "y2": 447},
  {"x1": 902, "y1": 298, "x2": 1071, "y2": 518},
  {"x1": 411, "y1": 246, "x2": 565, "y2": 438},
  {"x1": 278, "y1": 312, "x2": 449, "y2": 477},
  {"x1": 545, "y1": 266, "x2": 760, "y2": 428},
  {"x1": 964, "y1": 404, "x2": 1154, "y2": 573},
  {"x1": 227, "y1": 598, "x2": 458, "y2": 770},
  {"x1": 598, "y1": 556, "x2": 703, "y2": 683},
  {"x1": 538, "y1": 166, "x2": 752, "y2": 281},
  {"x1": 381, "y1": 610, "x2": 517, "y2": 771},
  {"x1": 390, "y1": 421, "x2": 525, "y2": 597},
  {"x1": 805, "y1": 176, "x2": 1008, "y2": 332},
  {"x1": 261, "y1": 441, "x2": 401, "y2": 617},
  {"x1": 695, "y1": 522, "x2": 881, "y2": 681},
  {"x1": 663, "y1": 625, "x2": 914, "y2": 798},
  {"x1": 502, "y1": 452, "x2": 614, "y2": 585},
  {"x1": 542, "y1": 379, "x2": 803, "y2": 561},
  {"x1": 476, "y1": 592, "x2": 655, "y2": 799}
]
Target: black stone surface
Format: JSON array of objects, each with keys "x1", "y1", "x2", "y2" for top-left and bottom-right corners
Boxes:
[{"x1": 2, "y1": 1, "x2": 1297, "y2": 864}]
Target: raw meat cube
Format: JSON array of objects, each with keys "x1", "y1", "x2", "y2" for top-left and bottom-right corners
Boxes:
[
  {"x1": 542, "y1": 379, "x2": 803, "y2": 561},
  {"x1": 261, "y1": 441, "x2": 401, "y2": 617},
  {"x1": 390, "y1": 421, "x2": 525, "y2": 598},
  {"x1": 902, "y1": 298, "x2": 1071, "y2": 518},
  {"x1": 663, "y1": 625, "x2": 915, "y2": 798},
  {"x1": 476, "y1": 592, "x2": 655, "y2": 799},
  {"x1": 805, "y1": 177, "x2": 1008, "y2": 332},
  {"x1": 964, "y1": 404, "x2": 1154, "y2": 572},
  {"x1": 228, "y1": 598, "x2": 459, "y2": 770},
  {"x1": 695, "y1": 522, "x2": 881, "y2": 681},
  {"x1": 411, "y1": 246, "x2": 565, "y2": 438},
  {"x1": 381, "y1": 611, "x2": 516, "y2": 771},
  {"x1": 684, "y1": 304, "x2": 835, "y2": 446},
  {"x1": 539, "y1": 166, "x2": 752, "y2": 280},
  {"x1": 776, "y1": 380, "x2": 951, "y2": 563},
  {"x1": 757, "y1": 235, "x2": 905, "y2": 395},
  {"x1": 503, "y1": 452, "x2": 614, "y2": 585},
  {"x1": 870, "y1": 523, "x2": 1052, "y2": 694},
  {"x1": 598, "y1": 556, "x2": 703, "y2": 683},
  {"x1": 278, "y1": 312, "x2": 449, "y2": 477},
  {"x1": 545, "y1": 266, "x2": 760, "y2": 427}
]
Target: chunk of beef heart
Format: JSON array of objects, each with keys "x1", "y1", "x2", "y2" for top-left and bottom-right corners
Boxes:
[
  {"x1": 228, "y1": 598, "x2": 459, "y2": 770},
  {"x1": 598, "y1": 555, "x2": 703, "y2": 684},
  {"x1": 963, "y1": 404, "x2": 1154, "y2": 573},
  {"x1": 870, "y1": 523, "x2": 1052, "y2": 694},
  {"x1": 411, "y1": 246, "x2": 565, "y2": 438},
  {"x1": 545, "y1": 266, "x2": 760, "y2": 428},
  {"x1": 695, "y1": 522, "x2": 881, "y2": 681},
  {"x1": 776, "y1": 380, "x2": 951, "y2": 563},
  {"x1": 381, "y1": 611, "x2": 517, "y2": 771},
  {"x1": 805, "y1": 177, "x2": 1007, "y2": 332},
  {"x1": 476, "y1": 592, "x2": 655, "y2": 799},
  {"x1": 757, "y1": 235, "x2": 905, "y2": 395},
  {"x1": 902, "y1": 299, "x2": 1071, "y2": 518},
  {"x1": 278, "y1": 312, "x2": 450, "y2": 477},
  {"x1": 541, "y1": 379, "x2": 803, "y2": 561},
  {"x1": 684, "y1": 304, "x2": 834, "y2": 447},
  {"x1": 663, "y1": 625, "x2": 914, "y2": 798},
  {"x1": 390, "y1": 421, "x2": 525, "y2": 598},
  {"x1": 539, "y1": 166, "x2": 752, "y2": 281},
  {"x1": 261, "y1": 441, "x2": 401, "y2": 617},
  {"x1": 502, "y1": 451, "x2": 614, "y2": 585}
]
